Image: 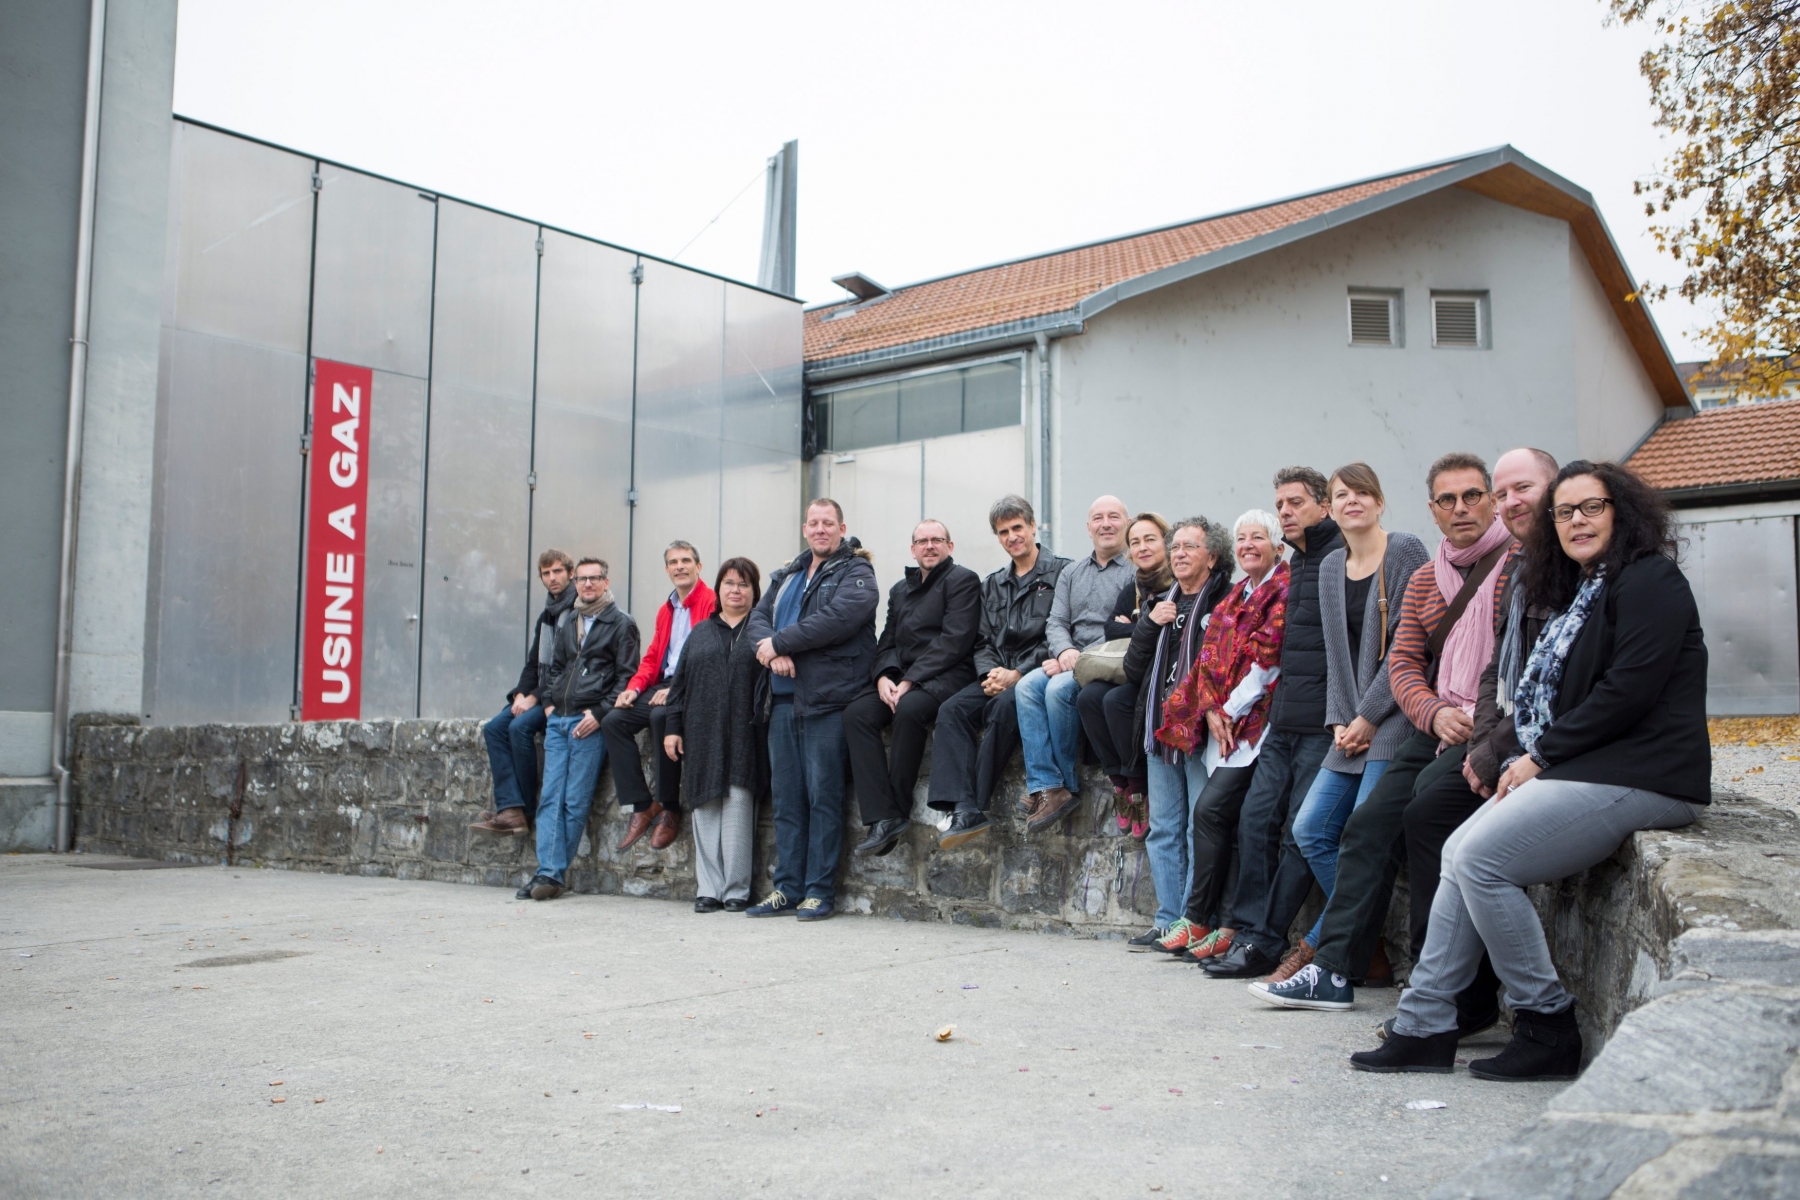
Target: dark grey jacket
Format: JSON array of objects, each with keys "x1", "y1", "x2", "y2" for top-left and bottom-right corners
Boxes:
[
  {"x1": 972, "y1": 547, "x2": 1069, "y2": 676},
  {"x1": 1318, "y1": 532, "x2": 1430, "y2": 773},
  {"x1": 746, "y1": 539, "x2": 879, "y2": 716},
  {"x1": 871, "y1": 559, "x2": 981, "y2": 702},
  {"x1": 541, "y1": 602, "x2": 640, "y2": 716}
]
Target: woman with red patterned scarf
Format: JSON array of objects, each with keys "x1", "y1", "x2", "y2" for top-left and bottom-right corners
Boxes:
[{"x1": 1148, "y1": 509, "x2": 1291, "y2": 964}]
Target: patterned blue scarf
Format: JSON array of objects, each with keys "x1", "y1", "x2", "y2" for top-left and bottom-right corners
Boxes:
[{"x1": 1513, "y1": 568, "x2": 1606, "y2": 764}]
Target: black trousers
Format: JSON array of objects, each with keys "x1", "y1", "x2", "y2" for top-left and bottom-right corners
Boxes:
[
  {"x1": 843, "y1": 688, "x2": 943, "y2": 825},
  {"x1": 1076, "y1": 680, "x2": 1144, "y2": 783},
  {"x1": 599, "y1": 687, "x2": 682, "y2": 813},
  {"x1": 1226, "y1": 729, "x2": 1332, "y2": 957},
  {"x1": 1403, "y1": 750, "x2": 1503, "y2": 1016},
  {"x1": 926, "y1": 681, "x2": 1022, "y2": 815},
  {"x1": 1180, "y1": 763, "x2": 1256, "y2": 926}
]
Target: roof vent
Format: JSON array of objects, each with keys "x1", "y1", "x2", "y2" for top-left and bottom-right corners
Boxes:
[
  {"x1": 831, "y1": 272, "x2": 890, "y2": 303},
  {"x1": 1347, "y1": 290, "x2": 1400, "y2": 346},
  {"x1": 1432, "y1": 293, "x2": 1486, "y2": 348}
]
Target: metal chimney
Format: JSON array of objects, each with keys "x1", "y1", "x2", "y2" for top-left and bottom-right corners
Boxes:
[{"x1": 757, "y1": 140, "x2": 797, "y2": 296}]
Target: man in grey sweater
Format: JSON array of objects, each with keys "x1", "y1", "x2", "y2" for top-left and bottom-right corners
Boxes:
[{"x1": 1014, "y1": 495, "x2": 1132, "y2": 831}]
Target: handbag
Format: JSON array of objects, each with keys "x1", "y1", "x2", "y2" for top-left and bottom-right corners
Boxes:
[{"x1": 1074, "y1": 638, "x2": 1132, "y2": 687}]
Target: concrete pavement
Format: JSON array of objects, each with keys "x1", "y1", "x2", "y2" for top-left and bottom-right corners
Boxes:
[{"x1": 1, "y1": 854, "x2": 1561, "y2": 1198}]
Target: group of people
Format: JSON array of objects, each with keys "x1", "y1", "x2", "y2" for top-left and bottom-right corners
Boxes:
[{"x1": 470, "y1": 446, "x2": 1711, "y2": 1084}]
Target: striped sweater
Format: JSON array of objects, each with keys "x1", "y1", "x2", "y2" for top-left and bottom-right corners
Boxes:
[{"x1": 1387, "y1": 543, "x2": 1520, "y2": 734}]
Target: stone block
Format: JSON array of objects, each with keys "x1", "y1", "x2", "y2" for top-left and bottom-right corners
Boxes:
[
  {"x1": 344, "y1": 721, "x2": 395, "y2": 754},
  {"x1": 236, "y1": 724, "x2": 292, "y2": 760},
  {"x1": 1429, "y1": 1118, "x2": 1672, "y2": 1200},
  {"x1": 136, "y1": 725, "x2": 186, "y2": 761},
  {"x1": 377, "y1": 812, "x2": 427, "y2": 857},
  {"x1": 951, "y1": 908, "x2": 1002, "y2": 928},
  {"x1": 927, "y1": 847, "x2": 994, "y2": 901},
  {"x1": 393, "y1": 721, "x2": 441, "y2": 755},
  {"x1": 202, "y1": 758, "x2": 241, "y2": 802},
  {"x1": 1678, "y1": 1151, "x2": 1800, "y2": 1198},
  {"x1": 467, "y1": 830, "x2": 530, "y2": 868},
  {"x1": 325, "y1": 763, "x2": 370, "y2": 806},
  {"x1": 189, "y1": 724, "x2": 237, "y2": 760},
  {"x1": 424, "y1": 816, "x2": 470, "y2": 863},
  {"x1": 846, "y1": 837, "x2": 918, "y2": 891},
  {"x1": 1552, "y1": 987, "x2": 1800, "y2": 1115},
  {"x1": 81, "y1": 724, "x2": 137, "y2": 761},
  {"x1": 171, "y1": 763, "x2": 209, "y2": 808},
  {"x1": 999, "y1": 845, "x2": 1069, "y2": 915},
  {"x1": 279, "y1": 762, "x2": 326, "y2": 806},
  {"x1": 1668, "y1": 929, "x2": 1800, "y2": 988}
]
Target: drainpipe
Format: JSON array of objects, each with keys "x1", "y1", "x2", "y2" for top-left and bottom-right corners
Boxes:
[
  {"x1": 51, "y1": 0, "x2": 108, "y2": 853},
  {"x1": 1034, "y1": 332, "x2": 1053, "y2": 553}
]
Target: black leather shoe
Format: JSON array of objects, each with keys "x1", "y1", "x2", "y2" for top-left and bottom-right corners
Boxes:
[
  {"x1": 1201, "y1": 940, "x2": 1280, "y2": 978},
  {"x1": 722, "y1": 898, "x2": 749, "y2": 913},
  {"x1": 1349, "y1": 1027, "x2": 1459, "y2": 1073},
  {"x1": 693, "y1": 896, "x2": 723, "y2": 913},
  {"x1": 514, "y1": 878, "x2": 538, "y2": 900},
  {"x1": 854, "y1": 817, "x2": 909, "y2": 856},
  {"x1": 1468, "y1": 1005, "x2": 1582, "y2": 1082},
  {"x1": 1126, "y1": 927, "x2": 1166, "y2": 952},
  {"x1": 939, "y1": 811, "x2": 992, "y2": 850}
]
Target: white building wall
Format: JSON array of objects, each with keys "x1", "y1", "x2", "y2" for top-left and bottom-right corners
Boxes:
[
  {"x1": 1050, "y1": 188, "x2": 1662, "y2": 547},
  {"x1": 1567, "y1": 231, "x2": 1666, "y2": 462}
]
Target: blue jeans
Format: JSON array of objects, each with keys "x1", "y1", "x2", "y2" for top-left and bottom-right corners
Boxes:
[
  {"x1": 483, "y1": 702, "x2": 547, "y2": 814},
  {"x1": 534, "y1": 714, "x2": 607, "y2": 884},
  {"x1": 1014, "y1": 668, "x2": 1082, "y2": 794},
  {"x1": 1145, "y1": 752, "x2": 1208, "y2": 929},
  {"x1": 1291, "y1": 760, "x2": 1390, "y2": 946},
  {"x1": 768, "y1": 701, "x2": 847, "y2": 902}
]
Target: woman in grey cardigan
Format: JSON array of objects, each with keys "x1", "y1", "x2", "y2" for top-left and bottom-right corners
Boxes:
[{"x1": 1289, "y1": 463, "x2": 1430, "y2": 951}]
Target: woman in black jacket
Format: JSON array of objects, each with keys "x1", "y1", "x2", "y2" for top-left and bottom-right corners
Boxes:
[
  {"x1": 663, "y1": 558, "x2": 766, "y2": 912},
  {"x1": 1352, "y1": 461, "x2": 1708, "y2": 1082}
]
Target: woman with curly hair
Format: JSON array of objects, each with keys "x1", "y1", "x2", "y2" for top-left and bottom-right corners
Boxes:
[{"x1": 1350, "y1": 461, "x2": 1709, "y2": 1082}]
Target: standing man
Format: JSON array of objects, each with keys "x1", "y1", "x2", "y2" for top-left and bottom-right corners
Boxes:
[
  {"x1": 473, "y1": 550, "x2": 574, "y2": 835},
  {"x1": 1256, "y1": 452, "x2": 1512, "y2": 1012},
  {"x1": 744, "y1": 499, "x2": 879, "y2": 921},
  {"x1": 846, "y1": 520, "x2": 981, "y2": 857},
  {"x1": 1200, "y1": 468, "x2": 1344, "y2": 971},
  {"x1": 927, "y1": 496, "x2": 1069, "y2": 849},
  {"x1": 1013, "y1": 495, "x2": 1132, "y2": 832},
  {"x1": 602, "y1": 540, "x2": 716, "y2": 853},
  {"x1": 518, "y1": 558, "x2": 640, "y2": 901}
]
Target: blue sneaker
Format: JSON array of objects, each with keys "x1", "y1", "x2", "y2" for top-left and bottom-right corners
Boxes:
[
  {"x1": 795, "y1": 897, "x2": 834, "y2": 922},
  {"x1": 1250, "y1": 963, "x2": 1354, "y2": 1011},
  {"x1": 744, "y1": 889, "x2": 797, "y2": 917}
]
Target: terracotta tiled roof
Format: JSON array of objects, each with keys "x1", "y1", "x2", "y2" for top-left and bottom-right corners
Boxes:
[
  {"x1": 804, "y1": 166, "x2": 1451, "y2": 363},
  {"x1": 1629, "y1": 398, "x2": 1800, "y2": 492}
]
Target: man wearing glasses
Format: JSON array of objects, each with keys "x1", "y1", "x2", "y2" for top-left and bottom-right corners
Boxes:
[
  {"x1": 1257, "y1": 452, "x2": 1513, "y2": 1013},
  {"x1": 845, "y1": 520, "x2": 982, "y2": 858},
  {"x1": 518, "y1": 557, "x2": 640, "y2": 902}
]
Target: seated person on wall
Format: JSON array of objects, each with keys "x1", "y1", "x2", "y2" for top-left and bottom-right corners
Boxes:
[
  {"x1": 1152, "y1": 510, "x2": 1290, "y2": 965},
  {"x1": 472, "y1": 549, "x2": 574, "y2": 836},
  {"x1": 1255, "y1": 452, "x2": 1513, "y2": 1011},
  {"x1": 602, "y1": 540, "x2": 716, "y2": 854},
  {"x1": 1120, "y1": 515, "x2": 1233, "y2": 950},
  {"x1": 745, "y1": 498, "x2": 879, "y2": 922},
  {"x1": 925, "y1": 495, "x2": 1069, "y2": 850},
  {"x1": 847, "y1": 520, "x2": 981, "y2": 858},
  {"x1": 662, "y1": 557, "x2": 766, "y2": 914},
  {"x1": 518, "y1": 558, "x2": 640, "y2": 902},
  {"x1": 1078, "y1": 512, "x2": 1172, "y2": 841},
  {"x1": 1014, "y1": 494, "x2": 1133, "y2": 834},
  {"x1": 1350, "y1": 460, "x2": 1709, "y2": 1081}
]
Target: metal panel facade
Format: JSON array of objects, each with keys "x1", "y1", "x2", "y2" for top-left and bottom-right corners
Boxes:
[
  {"x1": 923, "y1": 424, "x2": 1025, "y2": 584},
  {"x1": 1681, "y1": 516, "x2": 1800, "y2": 715},
  {"x1": 530, "y1": 232, "x2": 635, "y2": 599},
  {"x1": 630, "y1": 260, "x2": 725, "y2": 612},
  {"x1": 720, "y1": 285, "x2": 804, "y2": 584},
  {"x1": 358, "y1": 370, "x2": 428, "y2": 717},
  {"x1": 418, "y1": 201, "x2": 539, "y2": 718}
]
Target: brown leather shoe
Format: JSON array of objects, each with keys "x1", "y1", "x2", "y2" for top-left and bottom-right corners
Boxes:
[
  {"x1": 618, "y1": 802, "x2": 662, "y2": 851},
  {"x1": 1264, "y1": 940, "x2": 1316, "y2": 984},
  {"x1": 649, "y1": 805, "x2": 681, "y2": 850},
  {"x1": 1026, "y1": 786, "x2": 1079, "y2": 834},
  {"x1": 469, "y1": 807, "x2": 529, "y2": 835}
]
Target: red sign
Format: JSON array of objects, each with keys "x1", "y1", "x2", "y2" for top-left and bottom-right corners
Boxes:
[{"x1": 301, "y1": 360, "x2": 373, "y2": 720}]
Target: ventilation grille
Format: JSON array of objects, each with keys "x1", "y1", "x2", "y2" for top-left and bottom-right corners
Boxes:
[
  {"x1": 1433, "y1": 297, "x2": 1481, "y2": 347},
  {"x1": 1348, "y1": 295, "x2": 1394, "y2": 345}
]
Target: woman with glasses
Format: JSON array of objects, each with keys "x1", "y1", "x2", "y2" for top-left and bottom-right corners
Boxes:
[
  {"x1": 662, "y1": 557, "x2": 767, "y2": 912},
  {"x1": 1351, "y1": 460, "x2": 1707, "y2": 1081},
  {"x1": 1288, "y1": 464, "x2": 1428, "y2": 967}
]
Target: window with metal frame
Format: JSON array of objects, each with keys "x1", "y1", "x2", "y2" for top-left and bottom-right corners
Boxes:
[
  {"x1": 813, "y1": 358, "x2": 1022, "y2": 452},
  {"x1": 1432, "y1": 292, "x2": 1487, "y2": 348},
  {"x1": 1347, "y1": 289, "x2": 1401, "y2": 346}
]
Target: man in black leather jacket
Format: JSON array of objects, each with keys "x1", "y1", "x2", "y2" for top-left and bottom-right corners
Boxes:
[{"x1": 926, "y1": 495, "x2": 1069, "y2": 849}]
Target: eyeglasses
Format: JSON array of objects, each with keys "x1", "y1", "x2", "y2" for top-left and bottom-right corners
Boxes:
[
  {"x1": 1551, "y1": 497, "x2": 1613, "y2": 523},
  {"x1": 1432, "y1": 487, "x2": 1490, "y2": 511},
  {"x1": 911, "y1": 536, "x2": 950, "y2": 546},
  {"x1": 574, "y1": 575, "x2": 606, "y2": 585}
]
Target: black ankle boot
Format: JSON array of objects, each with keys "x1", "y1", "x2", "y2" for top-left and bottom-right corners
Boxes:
[
  {"x1": 1349, "y1": 1027, "x2": 1458, "y2": 1073},
  {"x1": 1468, "y1": 1004, "x2": 1582, "y2": 1082}
]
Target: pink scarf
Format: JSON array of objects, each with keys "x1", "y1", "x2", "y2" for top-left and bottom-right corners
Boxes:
[{"x1": 1432, "y1": 517, "x2": 1511, "y2": 716}]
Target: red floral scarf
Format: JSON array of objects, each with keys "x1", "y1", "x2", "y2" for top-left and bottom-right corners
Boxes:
[{"x1": 1156, "y1": 561, "x2": 1290, "y2": 755}]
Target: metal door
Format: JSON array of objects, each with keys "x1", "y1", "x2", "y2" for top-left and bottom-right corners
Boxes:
[{"x1": 1683, "y1": 516, "x2": 1800, "y2": 715}]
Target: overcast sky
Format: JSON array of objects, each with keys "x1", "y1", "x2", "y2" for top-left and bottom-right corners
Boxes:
[{"x1": 172, "y1": 0, "x2": 1712, "y2": 360}]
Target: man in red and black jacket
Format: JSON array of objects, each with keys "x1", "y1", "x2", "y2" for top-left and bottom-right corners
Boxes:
[{"x1": 600, "y1": 540, "x2": 716, "y2": 852}]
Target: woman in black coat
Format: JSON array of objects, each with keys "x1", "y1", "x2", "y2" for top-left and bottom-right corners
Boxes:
[
  {"x1": 1352, "y1": 460, "x2": 1708, "y2": 1081},
  {"x1": 663, "y1": 558, "x2": 766, "y2": 912}
]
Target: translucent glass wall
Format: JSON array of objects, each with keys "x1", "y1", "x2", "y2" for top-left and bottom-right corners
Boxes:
[{"x1": 146, "y1": 121, "x2": 803, "y2": 723}]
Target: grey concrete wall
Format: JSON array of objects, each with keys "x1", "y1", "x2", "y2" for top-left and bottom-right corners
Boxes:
[
  {"x1": 0, "y1": 2, "x2": 89, "y2": 775},
  {"x1": 1049, "y1": 188, "x2": 1663, "y2": 544},
  {"x1": 1568, "y1": 230, "x2": 1665, "y2": 462},
  {"x1": 69, "y1": 0, "x2": 177, "y2": 721}
]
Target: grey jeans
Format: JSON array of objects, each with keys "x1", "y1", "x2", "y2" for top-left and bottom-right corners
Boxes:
[{"x1": 1394, "y1": 778, "x2": 1698, "y2": 1037}]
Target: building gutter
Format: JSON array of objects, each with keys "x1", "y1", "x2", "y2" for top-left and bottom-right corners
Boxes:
[
  {"x1": 804, "y1": 314, "x2": 1084, "y2": 385},
  {"x1": 1661, "y1": 479, "x2": 1800, "y2": 508},
  {"x1": 52, "y1": 0, "x2": 108, "y2": 853},
  {"x1": 1035, "y1": 332, "x2": 1054, "y2": 548}
]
